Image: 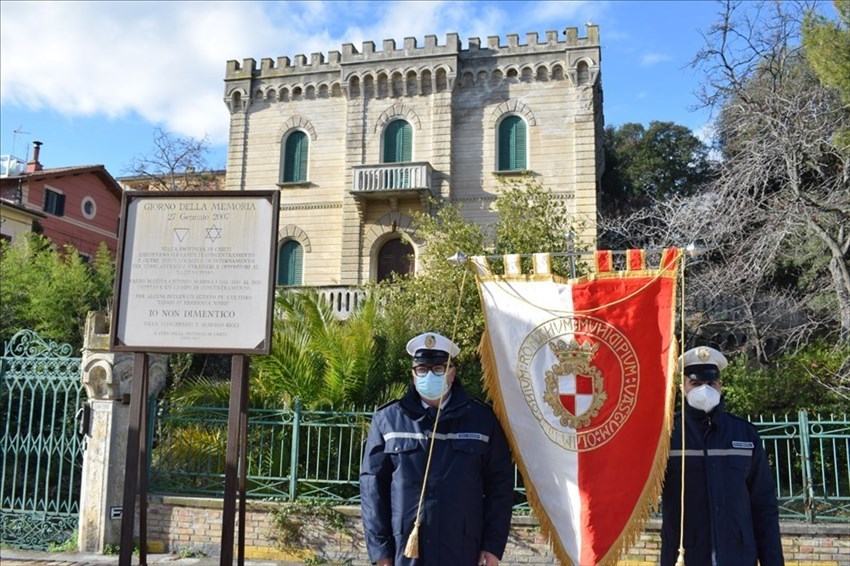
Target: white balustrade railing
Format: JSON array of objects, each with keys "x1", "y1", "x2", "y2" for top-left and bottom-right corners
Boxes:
[
  {"x1": 352, "y1": 162, "x2": 433, "y2": 193},
  {"x1": 317, "y1": 286, "x2": 365, "y2": 320}
]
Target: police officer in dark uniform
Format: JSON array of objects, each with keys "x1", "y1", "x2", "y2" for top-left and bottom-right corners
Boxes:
[
  {"x1": 360, "y1": 332, "x2": 514, "y2": 566},
  {"x1": 661, "y1": 346, "x2": 785, "y2": 565}
]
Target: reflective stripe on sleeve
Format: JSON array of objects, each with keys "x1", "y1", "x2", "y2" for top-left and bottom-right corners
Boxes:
[
  {"x1": 383, "y1": 431, "x2": 490, "y2": 442},
  {"x1": 669, "y1": 448, "x2": 753, "y2": 457}
]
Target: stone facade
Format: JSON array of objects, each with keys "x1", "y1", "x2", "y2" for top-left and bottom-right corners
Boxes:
[{"x1": 224, "y1": 26, "x2": 603, "y2": 286}]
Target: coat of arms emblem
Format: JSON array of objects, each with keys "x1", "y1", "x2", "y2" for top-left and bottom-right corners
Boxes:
[
  {"x1": 473, "y1": 248, "x2": 682, "y2": 565},
  {"x1": 543, "y1": 339, "x2": 606, "y2": 429}
]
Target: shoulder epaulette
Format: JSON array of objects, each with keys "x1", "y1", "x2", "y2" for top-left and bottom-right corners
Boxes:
[
  {"x1": 726, "y1": 412, "x2": 758, "y2": 429},
  {"x1": 375, "y1": 398, "x2": 401, "y2": 411}
]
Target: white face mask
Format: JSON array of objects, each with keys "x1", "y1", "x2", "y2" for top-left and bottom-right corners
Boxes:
[
  {"x1": 686, "y1": 383, "x2": 721, "y2": 413},
  {"x1": 415, "y1": 371, "x2": 449, "y2": 401}
]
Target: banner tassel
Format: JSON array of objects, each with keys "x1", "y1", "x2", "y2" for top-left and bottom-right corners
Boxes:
[
  {"x1": 403, "y1": 264, "x2": 469, "y2": 561},
  {"x1": 675, "y1": 548, "x2": 685, "y2": 565},
  {"x1": 403, "y1": 521, "x2": 420, "y2": 558}
]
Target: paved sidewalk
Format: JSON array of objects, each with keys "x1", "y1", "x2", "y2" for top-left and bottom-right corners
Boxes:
[{"x1": 0, "y1": 548, "x2": 306, "y2": 566}]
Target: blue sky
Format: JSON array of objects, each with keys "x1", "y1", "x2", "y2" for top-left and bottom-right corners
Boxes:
[{"x1": 0, "y1": 1, "x2": 825, "y2": 177}]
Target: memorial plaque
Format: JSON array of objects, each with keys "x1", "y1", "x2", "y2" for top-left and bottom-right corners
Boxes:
[{"x1": 110, "y1": 190, "x2": 280, "y2": 354}]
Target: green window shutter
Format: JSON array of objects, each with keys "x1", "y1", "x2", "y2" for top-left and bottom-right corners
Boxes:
[
  {"x1": 498, "y1": 116, "x2": 527, "y2": 171},
  {"x1": 283, "y1": 131, "x2": 308, "y2": 182},
  {"x1": 383, "y1": 122, "x2": 397, "y2": 163},
  {"x1": 296, "y1": 133, "x2": 308, "y2": 180},
  {"x1": 291, "y1": 243, "x2": 303, "y2": 284},
  {"x1": 400, "y1": 121, "x2": 412, "y2": 162},
  {"x1": 383, "y1": 120, "x2": 412, "y2": 163},
  {"x1": 514, "y1": 118, "x2": 527, "y2": 169},
  {"x1": 278, "y1": 240, "x2": 304, "y2": 285}
]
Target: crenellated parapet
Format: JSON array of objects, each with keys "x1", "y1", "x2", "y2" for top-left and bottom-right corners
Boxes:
[
  {"x1": 223, "y1": 25, "x2": 601, "y2": 111},
  {"x1": 459, "y1": 26, "x2": 601, "y2": 88}
]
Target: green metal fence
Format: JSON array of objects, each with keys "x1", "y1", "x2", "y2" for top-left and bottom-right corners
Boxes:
[
  {"x1": 754, "y1": 412, "x2": 850, "y2": 522},
  {"x1": 150, "y1": 401, "x2": 849, "y2": 522},
  {"x1": 0, "y1": 330, "x2": 84, "y2": 549},
  {"x1": 150, "y1": 401, "x2": 370, "y2": 502}
]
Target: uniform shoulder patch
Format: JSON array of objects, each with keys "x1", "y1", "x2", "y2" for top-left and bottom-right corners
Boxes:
[{"x1": 732, "y1": 440, "x2": 754, "y2": 449}]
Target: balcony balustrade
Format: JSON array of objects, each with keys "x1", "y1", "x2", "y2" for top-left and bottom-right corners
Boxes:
[
  {"x1": 279, "y1": 286, "x2": 366, "y2": 320},
  {"x1": 351, "y1": 162, "x2": 434, "y2": 199}
]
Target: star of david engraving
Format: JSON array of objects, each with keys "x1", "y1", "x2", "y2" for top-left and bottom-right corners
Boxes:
[{"x1": 205, "y1": 225, "x2": 222, "y2": 243}]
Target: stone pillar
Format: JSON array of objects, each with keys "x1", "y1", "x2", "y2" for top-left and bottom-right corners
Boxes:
[{"x1": 77, "y1": 312, "x2": 168, "y2": 552}]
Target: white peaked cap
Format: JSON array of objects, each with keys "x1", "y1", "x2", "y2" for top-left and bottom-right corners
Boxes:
[
  {"x1": 678, "y1": 346, "x2": 728, "y2": 372},
  {"x1": 405, "y1": 332, "x2": 461, "y2": 357}
]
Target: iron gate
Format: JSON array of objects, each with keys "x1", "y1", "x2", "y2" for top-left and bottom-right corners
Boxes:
[{"x1": 0, "y1": 330, "x2": 84, "y2": 549}]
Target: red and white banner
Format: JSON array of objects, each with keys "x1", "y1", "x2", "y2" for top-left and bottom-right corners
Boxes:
[{"x1": 473, "y1": 249, "x2": 681, "y2": 565}]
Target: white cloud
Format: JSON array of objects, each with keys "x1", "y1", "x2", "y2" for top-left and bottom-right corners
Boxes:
[
  {"x1": 640, "y1": 52, "x2": 672, "y2": 66},
  {"x1": 1, "y1": 1, "x2": 278, "y2": 143},
  {"x1": 0, "y1": 0, "x2": 606, "y2": 147},
  {"x1": 694, "y1": 121, "x2": 723, "y2": 161}
]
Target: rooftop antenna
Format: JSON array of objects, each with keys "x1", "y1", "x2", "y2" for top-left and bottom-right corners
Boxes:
[{"x1": 12, "y1": 127, "x2": 31, "y2": 159}]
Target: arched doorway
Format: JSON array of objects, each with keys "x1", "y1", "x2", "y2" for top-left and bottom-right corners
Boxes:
[{"x1": 377, "y1": 238, "x2": 414, "y2": 282}]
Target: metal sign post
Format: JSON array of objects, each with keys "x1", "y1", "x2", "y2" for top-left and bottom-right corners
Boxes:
[
  {"x1": 221, "y1": 354, "x2": 250, "y2": 566},
  {"x1": 110, "y1": 190, "x2": 280, "y2": 566},
  {"x1": 119, "y1": 352, "x2": 149, "y2": 566}
]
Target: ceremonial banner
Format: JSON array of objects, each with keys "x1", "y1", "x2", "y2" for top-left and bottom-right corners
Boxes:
[{"x1": 473, "y1": 249, "x2": 681, "y2": 565}]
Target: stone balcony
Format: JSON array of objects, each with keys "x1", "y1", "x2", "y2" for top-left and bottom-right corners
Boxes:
[
  {"x1": 351, "y1": 162, "x2": 435, "y2": 205},
  {"x1": 317, "y1": 286, "x2": 366, "y2": 320},
  {"x1": 279, "y1": 286, "x2": 367, "y2": 320}
]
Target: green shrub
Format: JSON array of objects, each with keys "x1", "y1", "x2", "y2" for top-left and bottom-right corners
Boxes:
[{"x1": 722, "y1": 341, "x2": 849, "y2": 416}]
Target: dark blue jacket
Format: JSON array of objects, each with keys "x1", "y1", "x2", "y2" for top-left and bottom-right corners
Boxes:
[
  {"x1": 661, "y1": 398, "x2": 784, "y2": 566},
  {"x1": 360, "y1": 382, "x2": 514, "y2": 566}
]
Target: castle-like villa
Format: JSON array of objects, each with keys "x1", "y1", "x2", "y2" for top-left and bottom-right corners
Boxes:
[{"x1": 224, "y1": 25, "x2": 603, "y2": 287}]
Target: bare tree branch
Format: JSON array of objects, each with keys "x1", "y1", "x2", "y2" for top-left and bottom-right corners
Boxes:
[{"x1": 125, "y1": 127, "x2": 212, "y2": 191}]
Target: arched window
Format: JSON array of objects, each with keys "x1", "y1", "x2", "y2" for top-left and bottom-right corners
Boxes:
[
  {"x1": 377, "y1": 238, "x2": 414, "y2": 282},
  {"x1": 281, "y1": 131, "x2": 309, "y2": 183},
  {"x1": 497, "y1": 115, "x2": 527, "y2": 171},
  {"x1": 278, "y1": 240, "x2": 304, "y2": 286},
  {"x1": 576, "y1": 61, "x2": 590, "y2": 86},
  {"x1": 382, "y1": 120, "x2": 412, "y2": 163}
]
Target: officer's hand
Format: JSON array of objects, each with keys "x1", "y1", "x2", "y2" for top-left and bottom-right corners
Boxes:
[
  {"x1": 478, "y1": 550, "x2": 499, "y2": 566},
  {"x1": 376, "y1": 558, "x2": 392, "y2": 566}
]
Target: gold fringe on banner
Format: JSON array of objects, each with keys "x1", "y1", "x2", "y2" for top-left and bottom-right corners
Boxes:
[
  {"x1": 475, "y1": 249, "x2": 682, "y2": 566},
  {"x1": 479, "y1": 332, "x2": 573, "y2": 565}
]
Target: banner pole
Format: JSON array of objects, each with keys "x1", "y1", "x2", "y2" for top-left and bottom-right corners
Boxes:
[
  {"x1": 470, "y1": 247, "x2": 676, "y2": 262},
  {"x1": 676, "y1": 254, "x2": 688, "y2": 566}
]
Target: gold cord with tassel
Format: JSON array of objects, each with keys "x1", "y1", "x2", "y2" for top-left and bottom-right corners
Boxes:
[
  {"x1": 676, "y1": 253, "x2": 688, "y2": 566},
  {"x1": 402, "y1": 522, "x2": 420, "y2": 559},
  {"x1": 403, "y1": 267, "x2": 470, "y2": 559}
]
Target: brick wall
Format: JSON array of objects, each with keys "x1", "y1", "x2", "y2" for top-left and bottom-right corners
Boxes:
[{"x1": 144, "y1": 496, "x2": 850, "y2": 565}]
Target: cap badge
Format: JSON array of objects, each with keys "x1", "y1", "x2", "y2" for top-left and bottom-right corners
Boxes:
[
  {"x1": 425, "y1": 334, "x2": 436, "y2": 348},
  {"x1": 697, "y1": 347, "x2": 711, "y2": 361}
]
